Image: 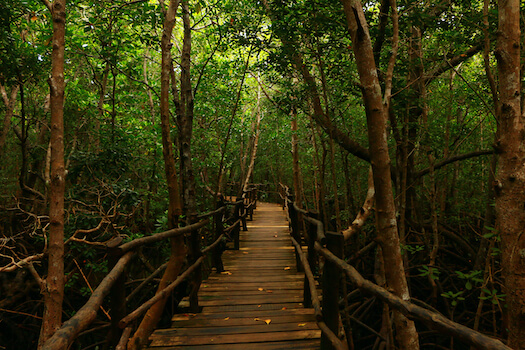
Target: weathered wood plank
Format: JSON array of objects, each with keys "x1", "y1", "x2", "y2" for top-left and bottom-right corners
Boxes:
[
  {"x1": 171, "y1": 314, "x2": 317, "y2": 327},
  {"x1": 148, "y1": 339, "x2": 320, "y2": 349},
  {"x1": 149, "y1": 329, "x2": 322, "y2": 347}
]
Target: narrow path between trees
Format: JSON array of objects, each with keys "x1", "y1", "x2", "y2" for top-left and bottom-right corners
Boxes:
[{"x1": 145, "y1": 202, "x2": 321, "y2": 349}]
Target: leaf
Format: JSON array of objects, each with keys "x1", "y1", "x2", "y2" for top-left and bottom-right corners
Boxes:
[
  {"x1": 264, "y1": 319, "x2": 271, "y2": 324},
  {"x1": 266, "y1": 290, "x2": 273, "y2": 293},
  {"x1": 224, "y1": 317, "x2": 230, "y2": 320},
  {"x1": 298, "y1": 323, "x2": 306, "y2": 327},
  {"x1": 254, "y1": 318, "x2": 260, "y2": 321},
  {"x1": 284, "y1": 267, "x2": 291, "y2": 270},
  {"x1": 258, "y1": 288, "x2": 264, "y2": 291},
  {"x1": 274, "y1": 235, "x2": 278, "y2": 237},
  {"x1": 258, "y1": 305, "x2": 261, "y2": 308}
]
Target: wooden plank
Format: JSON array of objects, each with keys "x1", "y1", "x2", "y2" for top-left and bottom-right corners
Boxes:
[
  {"x1": 197, "y1": 295, "x2": 304, "y2": 307},
  {"x1": 154, "y1": 322, "x2": 319, "y2": 336},
  {"x1": 171, "y1": 314, "x2": 317, "y2": 327},
  {"x1": 200, "y1": 302, "x2": 305, "y2": 313},
  {"x1": 149, "y1": 339, "x2": 320, "y2": 349},
  {"x1": 149, "y1": 330, "x2": 321, "y2": 347},
  {"x1": 172, "y1": 307, "x2": 315, "y2": 320}
]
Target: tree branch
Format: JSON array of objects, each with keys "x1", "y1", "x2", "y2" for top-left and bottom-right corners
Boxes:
[{"x1": 415, "y1": 149, "x2": 494, "y2": 178}]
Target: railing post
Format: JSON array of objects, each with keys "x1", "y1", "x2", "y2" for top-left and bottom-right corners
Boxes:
[
  {"x1": 188, "y1": 213, "x2": 201, "y2": 313},
  {"x1": 288, "y1": 195, "x2": 303, "y2": 273},
  {"x1": 239, "y1": 196, "x2": 248, "y2": 231},
  {"x1": 233, "y1": 201, "x2": 241, "y2": 249},
  {"x1": 212, "y1": 195, "x2": 225, "y2": 272},
  {"x1": 303, "y1": 212, "x2": 319, "y2": 308},
  {"x1": 321, "y1": 231, "x2": 344, "y2": 350}
]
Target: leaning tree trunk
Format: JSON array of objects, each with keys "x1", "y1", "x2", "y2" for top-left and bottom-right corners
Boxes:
[
  {"x1": 38, "y1": 0, "x2": 66, "y2": 348},
  {"x1": 340, "y1": 0, "x2": 420, "y2": 348},
  {"x1": 127, "y1": 1, "x2": 185, "y2": 348},
  {"x1": 494, "y1": 0, "x2": 525, "y2": 348},
  {"x1": 242, "y1": 80, "x2": 262, "y2": 193}
]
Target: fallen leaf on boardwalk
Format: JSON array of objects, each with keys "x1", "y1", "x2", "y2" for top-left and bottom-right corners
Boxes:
[
  {"x1": 264, "y1": 319, "x2": 271, "y2": 324},
  {"x1": 266, "y1": 290, "x2": 273, "y2": 293},
  {"x1": 274, "y1": 235, "x2": 278, "y2": 238},
  {"x1": 281, "y1": 307, "x2": 287, "y2": 310},
  {"x1": 284, "y1": 267, "x2": 291, "y2": 270},
  {"x1": 243, "y1": 252, "x2": 249, "y2": 254},
  {"x1": 224, "y1": 317, "x2": 230, "y2": 321},
  {"x1": 298, "y1": 323, "x2": 306, "y2": 327},
  {"x1": 258, "y1": 305, "x2": 261, "y2": 308},
  {"x1": 258, "y1": 288, "x2": 264, "y2": 291},
  {"x1": 220, "y1": 271, "x2": 232, "y2": 275},
  {"x1": 254, "y1": 318, "x2": 260, "y2": 321}
]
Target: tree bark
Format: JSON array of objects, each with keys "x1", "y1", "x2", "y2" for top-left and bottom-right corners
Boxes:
[
  {"x1": 127, "y1": 1, "x2": 185, "y2": 348},
  {"x1": 242, "y1": 81, "x2": 262, "y2": 193},
  {"x1": 291, "y1": 106, "x2": 303, "y2": 208},
  {"x1": 340, "y1": 0, "x2": 419, "y2": 348},
  {"x1": 38, "y1": 0, "x2": 66, "y2": 348},
  {"x1": 494, "y1": 0, "x2": 525, "y2": 348},
  {"x1": 0, "y1": 82, "x2": 19, "y2": 156}
]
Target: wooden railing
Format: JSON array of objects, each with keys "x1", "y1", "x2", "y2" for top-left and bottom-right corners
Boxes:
[
  {"x1": 279, "y1": 183, "x2": 511, "y2": 350},
  {"x1": 42, "y1": 187, "x2": 258, "y2": 350}
]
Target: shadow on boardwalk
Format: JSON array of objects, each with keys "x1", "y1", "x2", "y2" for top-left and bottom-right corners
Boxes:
[{"x1": 146, "y1": 202, "x2": 321, "y2": 349}]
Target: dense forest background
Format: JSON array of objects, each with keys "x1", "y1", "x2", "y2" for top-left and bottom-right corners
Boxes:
[{"x1": 1, "y1": 0, "x2": 524, "y2": 349}]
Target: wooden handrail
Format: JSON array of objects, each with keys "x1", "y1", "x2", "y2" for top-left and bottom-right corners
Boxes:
[
  {"x1": 41, "y1": 186, "x2": 259, "y2": 349},
  {"x1": 316, "y1": 242, "x2": 511, "y2": 350},
  {"x1": 42, "y1": 252, "x2": 135, "y2": 350},
  {"x1": 116, "y1": 219, "x2": 210, "y2": 254},
  {"x1": 282, "y1": 183, "x2": 511, "y2": 350}
]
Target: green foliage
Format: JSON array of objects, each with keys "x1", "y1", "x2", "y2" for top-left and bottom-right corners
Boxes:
[
  {"x1": 441, "y1": 290, "x2": 465, "y2": 306},
  {"x1": 455, "y1": 270, "x2": 483, "y2": 291},
  {"x1": 480, "y1": 288, "x2": 506, "y2": 305},
  {"x1": 418, "y1": 265, "x2": 440, "y2": 280}
]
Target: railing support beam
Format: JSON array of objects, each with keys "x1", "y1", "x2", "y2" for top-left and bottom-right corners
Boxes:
[{"x1": 321, "y1": 232, "x2": 344, "y2": 350}]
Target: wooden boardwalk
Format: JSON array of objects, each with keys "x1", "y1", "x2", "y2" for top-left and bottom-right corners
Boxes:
[{"x1": 146, "y1": 202, "x2": 321, "y2": 349}]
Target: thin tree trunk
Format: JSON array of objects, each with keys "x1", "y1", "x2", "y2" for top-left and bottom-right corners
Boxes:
[
  {"x1": 328, "y1": 137, "x2": 342, "y2": 231},
  {"x1": 242, "y1": 81, "x2": 262, "y2": 192},
  {"x1": 0, "y1": 83, "x2": 19, "y2": 156},
  {"x1": 38, "y1": 0, "x2": 66, "y2": 348},
  {"x1": 340, "y1": 0, "x2": 420, "y2": 348},
  {"x1": 216, "y1": 46, "x2": 253, "y2": 195},
  {"x1": 494, "y1": 0, "x2": 525, "y2": 347},
  {"x1": 128, "y1": 1, "x2": 184, "y2": 348},
  {"x1": 95, "y1": 62, "x2": 110, "y2": 149},
  {"x1": 291, "y1": 106, "x2": 303, "y2": 207}
]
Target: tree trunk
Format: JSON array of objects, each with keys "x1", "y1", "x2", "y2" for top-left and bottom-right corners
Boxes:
[
  {"x1": 242, "y1": 81, "x2": 262, "y2": 193},
  {"x1": 176, "y1": 0, "x2": 200, "y2": 312},
  {"x1": 127, "y1": 1, "x2": 184, "y2": 348},
  {"x1": 340, "y1": 0, "x2": 420, "y2": 348},
  {"x1": 0, "y1": 83, "x2": 19, "y2": 156},
  {"x1": 291, "y1": 106, "x2": 303, "y2": 207},
  {"x1": 38, "y1": 0, "x2": 66, "y2": 348},
  {"x1": 494, "y1": 0, "x2": 524, "y2": 347}
]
